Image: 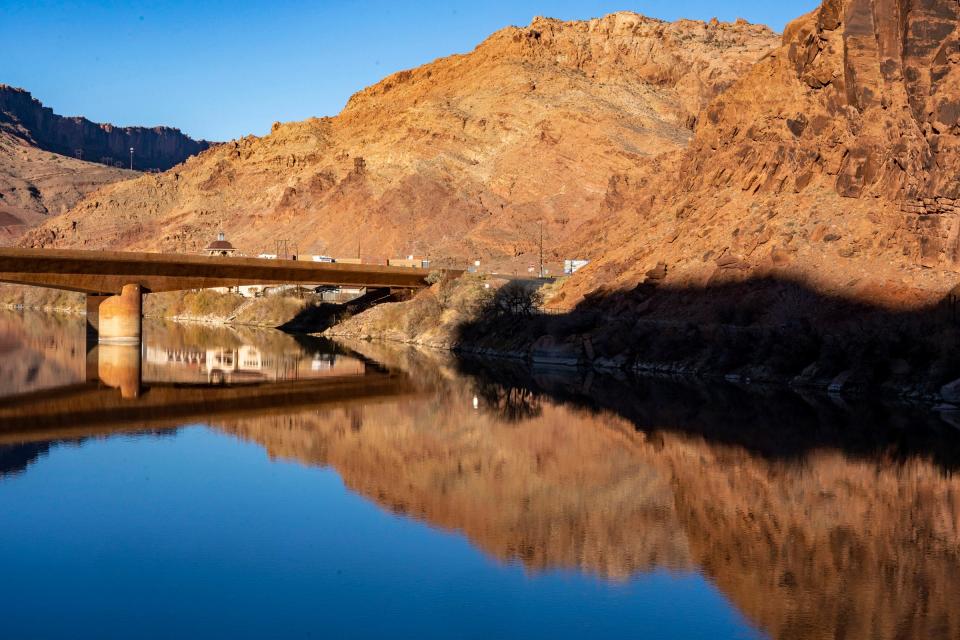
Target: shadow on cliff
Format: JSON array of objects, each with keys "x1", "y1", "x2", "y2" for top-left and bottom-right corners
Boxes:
[{"x1": 452, "y1": 274, "x2": 960, "y2": 396}]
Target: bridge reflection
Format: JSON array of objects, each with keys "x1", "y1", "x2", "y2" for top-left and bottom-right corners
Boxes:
[
  {"x1": 0, "y1": 330, "x2": 418, "y2": 444},
  {"x1": 0, "y1": 366, "x2": 419, "y2": 445}
]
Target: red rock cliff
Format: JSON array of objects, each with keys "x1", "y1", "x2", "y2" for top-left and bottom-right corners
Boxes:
[{"x1": 0, "y1": 85, "x2": 212, "y2": 171}]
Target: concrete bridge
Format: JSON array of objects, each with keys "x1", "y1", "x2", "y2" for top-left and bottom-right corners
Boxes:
[{"x1": 0, "y1": 248, "x2": 434, "y2": 343}]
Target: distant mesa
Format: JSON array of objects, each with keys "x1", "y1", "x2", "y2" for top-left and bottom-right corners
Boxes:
[
  {"x1": 0, "y1": 84, "x2": 214, "y2": 245},
  {"x1": 0, "y1": 84, "x2": 212, "y2": 171}
]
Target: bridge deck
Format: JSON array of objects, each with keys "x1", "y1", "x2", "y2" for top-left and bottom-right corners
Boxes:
[{"x1": 0, "y1": 248, "x2": 434, "y2": 294}]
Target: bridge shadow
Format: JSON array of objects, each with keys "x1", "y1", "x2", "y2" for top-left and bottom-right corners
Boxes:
[{"x1": 278, "y1": 288, "x2": 412, "y2": 333}]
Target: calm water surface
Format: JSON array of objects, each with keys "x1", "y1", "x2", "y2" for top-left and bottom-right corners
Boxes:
[{"x1": 1, "y1": 310, "x2": 959, "y2": 639}]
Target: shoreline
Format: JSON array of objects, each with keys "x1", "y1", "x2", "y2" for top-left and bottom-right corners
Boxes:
[
  {"x1": 6, "y1": 300, "x2": 960, "y2": 411},
  {"x1": 323, "y1": 328, "x2": 960, "y2": 411}
]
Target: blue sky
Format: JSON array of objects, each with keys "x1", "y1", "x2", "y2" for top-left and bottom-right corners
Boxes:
[{"x1": 0, "y1": 1, "x2": 819, "y2": 141}]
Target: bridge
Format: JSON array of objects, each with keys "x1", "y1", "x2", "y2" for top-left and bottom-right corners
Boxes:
[{"x1": 0, "y1": 248, "x2": 435, "y2": 343}]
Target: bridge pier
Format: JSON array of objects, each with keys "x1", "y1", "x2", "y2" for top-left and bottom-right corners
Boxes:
[
  {"x1": 86, "y1": 294, "x2": 108, "y2": 338},
  {"x1": 87, "y1": 284, "x2": 142, "y2": 345}
]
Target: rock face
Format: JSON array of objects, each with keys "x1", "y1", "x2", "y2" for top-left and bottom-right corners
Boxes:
[
  {"x1": 19, "y1": 14, "x2": 777, "y2": 264},
  {"x1": 558, "y1": 0, "x2": 960, "y2": 307},
  {"x1": 0, "y1": 85, "x2": 212, "y2": 171},
  {"x1": 0, "y1": 85, "x2": 212, "y2": 245}
]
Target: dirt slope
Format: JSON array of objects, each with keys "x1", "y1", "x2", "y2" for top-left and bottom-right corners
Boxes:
[
  {"x1": 20, "y1": 13, "x2": 777, "y2": 266},
  {"x1": 0, "y1": 131, "x2": 134, "y2": 244}
]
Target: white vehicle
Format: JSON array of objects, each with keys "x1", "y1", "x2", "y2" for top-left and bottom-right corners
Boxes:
[
  {"x1": 312, "y1": 255, "x2": 335, "y2": 263},
  {"x1": 258, "y1": 253, "x2": 278, "y2": 260}
]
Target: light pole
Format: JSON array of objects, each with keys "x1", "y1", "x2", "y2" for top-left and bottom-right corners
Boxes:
[
  {"x1": 129, "y1": 147, "x2": 134, "y2": 170},
  {"x1": 538, "y1": 220, "x2": 544, "y2": 279}
]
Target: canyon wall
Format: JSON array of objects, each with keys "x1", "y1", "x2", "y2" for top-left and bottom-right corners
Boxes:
[{"x1": 0, "y1": 85, "x2": 212, "y2": 171}]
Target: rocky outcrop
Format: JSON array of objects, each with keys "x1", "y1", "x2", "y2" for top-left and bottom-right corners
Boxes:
[
  {"x1": 18, "y1": 14, "x2": 777, "y2": 265},
  {"x1": 699, "y1": 0, "x2": 960, "y2": 262},
  {"x1": 559, "y1": 0, "x2": 960, "y2": 308},
  {"x1": 0, "y1": 85, "x2": 212, "y2": 171}
]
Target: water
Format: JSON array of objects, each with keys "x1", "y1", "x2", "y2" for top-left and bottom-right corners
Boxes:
[{"x1": 1, "y1": 310, "x2": 959, "y2": 639}]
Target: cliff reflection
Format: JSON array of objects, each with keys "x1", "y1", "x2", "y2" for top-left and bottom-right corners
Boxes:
[
  {"x1": 212, "y1": 347, "x2": 960, "y2": 640},
  {"x1": 0, "y1": 310, "x2": 86, "y2": 395}
]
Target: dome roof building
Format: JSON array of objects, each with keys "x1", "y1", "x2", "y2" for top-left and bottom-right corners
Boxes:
[{"x1": 204, "y1": 232, "x2": 237, "y2": 257}]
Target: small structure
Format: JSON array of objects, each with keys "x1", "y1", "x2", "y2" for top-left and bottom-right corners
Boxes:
[
  {"x1": 564, "y1": 259, "x2": 589, "y2": 275},
  {"x1": 388, "y1": 256, "x2": 431, "y2": 269},
  {"x1": 204, "y1": 232, "x2": 237, "y2": 257}
]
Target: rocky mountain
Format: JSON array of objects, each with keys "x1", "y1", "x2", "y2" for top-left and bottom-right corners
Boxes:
[
  {"x1": 19, "y1": 13, "x2": 778, "y2": 264},
  {"x1": 558, "y1": 0, "x2": 960, "y2": 308},
  {"x1": 0, "y1": 85, "x2": 212, "y2": 171},
  {"x1": 0, "y1": 85, "x2": 212, "y2": 245}
]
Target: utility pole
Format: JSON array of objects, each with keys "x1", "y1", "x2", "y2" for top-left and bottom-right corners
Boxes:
[
  {"x1": 538, "y1": 220, "x2": 544, "y2": 279},
  {"x1": 129, "y1": 147, "x2": 134, "y2": 170}
]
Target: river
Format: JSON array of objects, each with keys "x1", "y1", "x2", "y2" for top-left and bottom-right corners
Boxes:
[{"x1": 1, "y1": 309, "x2": 958, "y2": 639}]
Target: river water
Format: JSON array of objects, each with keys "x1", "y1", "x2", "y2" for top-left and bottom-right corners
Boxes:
[{"x1": 1, "y1": 309, "x2": 959, "y2": 639}]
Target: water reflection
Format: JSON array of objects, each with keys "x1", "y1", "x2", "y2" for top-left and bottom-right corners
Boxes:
[
  {"x1": 1, "y1": 311, "x2": 959, "y2": 639},
  {"x1": 142, "y1": 321, "x2": 364, "y2": 385}
]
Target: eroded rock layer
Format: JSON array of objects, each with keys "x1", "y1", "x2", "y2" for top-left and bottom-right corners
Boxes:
[
  {"x1": 561, "y1": 0, "x2": 960, "y2": 307},
  {"x1": 0, "y1": 85, "x2": 212, "y2": 171}
]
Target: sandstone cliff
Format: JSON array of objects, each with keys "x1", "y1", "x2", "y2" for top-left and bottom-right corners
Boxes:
[
  {"x1": 559, "y1": 0, "x2": 960, "y2": 307},
  {"x1": 0, "y1": 85, "x2": 212, "y2": 245},
  {"x1": 0, "y1": 85, "x2": 212, "y2": 171},
  {"x1": 20, "y1": 14, "x2": 777, "y2": 264}
]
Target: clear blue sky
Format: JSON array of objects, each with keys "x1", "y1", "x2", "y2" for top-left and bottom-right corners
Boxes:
[{"x1": 0, "y1": 0, "x2": 818, "y2": 141}]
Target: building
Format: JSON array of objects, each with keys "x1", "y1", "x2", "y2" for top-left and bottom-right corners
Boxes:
[
  {"x1": 388, "y1": 256, "x2": 431, "y2": 268},
  {"x1": 564, "y1": 259, "x2": 589, "y2": 275},
  {"x1": 204, "y1": 232, "x2": 238, "y2": 257}
]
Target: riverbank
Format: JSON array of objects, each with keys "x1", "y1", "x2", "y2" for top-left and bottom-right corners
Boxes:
[
  {"x1": 323, "y1": 274, "x2": 960, "y2": 407},
  {"x1": 8, "y1": 274, "x2": 960, "y2": 406},
  {"x1": 0, "y1": 285, "x2": 325, "y2": 330}
]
